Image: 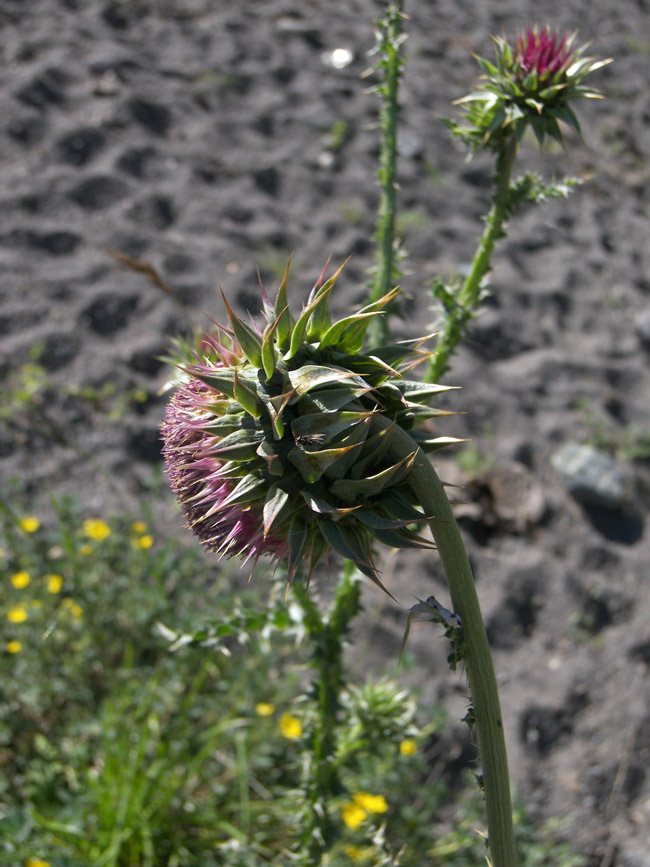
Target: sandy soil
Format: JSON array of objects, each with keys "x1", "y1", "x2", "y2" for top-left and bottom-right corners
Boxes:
[{"x1": 2, "y1": 1, "x2": 650, "y2": 863}]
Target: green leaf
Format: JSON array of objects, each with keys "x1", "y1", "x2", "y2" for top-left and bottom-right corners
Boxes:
[
  {"x1": 274, "y1": 257, "x2": 295, "y2": 352},
  {"x1": 350, "y1": 423, "x2": 396, "y2": 480},
  {"x1": 214, "y1": 474, "x2": 267, "y2": 510},
  {"x1": 221, "y1": 290, "x2": 263, "y2": 368},
  {"x1": 410, "y1": 434, "x2": 468, "y2": 453},
  {"x1": 285, "y1": 284, "x2": 336, "y2": 361},
  {"x1": 397, "y1": 380, "x2": 457, "y2": 402},
  {"x1": 321, "y1": 416, "x2": 372, "y2": 480},
  {"x1": 208, "y1": 429, "x2": 265, "y2": 460},
  {"x1": 288, "y1": 443, "x2": 362, "y2": 484},
  {"x1": 330, "y1": 453, "x2": 415, "y2": 503},
  {"x1": 375, "y1": 488, "x2": 427, "y2": 524},
  {"x1": 288, "y1": 364, "x2": 368, "y2": 397},
  {"x1": 261, "y1": 317, "x2": 279, "y2": 381},
  {"x1": 256, "y1": 440, "x2": 284, "y2": 476},
  {"x1": 185, "y1": 366, "x2": 236, "y2": 399},
  {"x1": 318, "y1": 521, "x2": 396, "y2": 599},
  {"x1": 291, "y1": 410, "x2": 373, "y2": 445},
  {"x1": 234, "y1": 370, "x2": 262, "y2": 418},
  {"x1": 304, "y1": 385, "x2": 371, "y2": 412},
  {"x1": 306, "y1": 258, "x2": 333, "y2": 340},
  {"x1": 301, "y1": 490, "x2": 357, "y2": 519},
  {"x1": 263, "y1": 484, "x2": 290, "y2": 536},
  {"x1": 287, "y1": 514, "x2": 309, "y2": 580},
  {"x1": 367, "y1": 525, "x2": 436, "y2": 550},
  {"x1": 354, "y1": 508, "x2": 419, "y2": 530},
  {"x1": 318, "y1": 312, "x2": 381, "y2": 354}
]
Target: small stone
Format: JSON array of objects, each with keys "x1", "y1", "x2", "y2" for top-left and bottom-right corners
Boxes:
[
  {"x1": 634, "y1": 308, "x2": 650, "y2": 349},
  {"x1": 551, "y1": 442, "x2": 627, "y2": 509},
  {"x1": 397, "y1": 129, "x2": 424, "y2": 159}
]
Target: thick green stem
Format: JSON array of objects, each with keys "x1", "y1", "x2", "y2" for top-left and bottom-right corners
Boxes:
[
  {"x1": 377, "y1": 418, "x2": 517, "y2": 867},
  {"x1": 369, "y1": 2, "x2": 404, "y2": 346},
  {"x1": 427, "y1": 133, "x2": 518, "y2": 382}
]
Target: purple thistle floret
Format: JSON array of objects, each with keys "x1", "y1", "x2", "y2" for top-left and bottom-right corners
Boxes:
[
  {"x1": 516, "y1": 26, "x2": 574, "y2": 80},
  {"x1": 162, "y1": 379, "x2": 287, "y2": 564}
]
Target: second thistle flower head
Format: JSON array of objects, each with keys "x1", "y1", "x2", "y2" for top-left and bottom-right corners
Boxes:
[
  {"x1": 162, "y1": 260, "x2": 456, "y2": 594},
  {"x1": 447, "y1": 25, "x2": 612, "y2": 150}
]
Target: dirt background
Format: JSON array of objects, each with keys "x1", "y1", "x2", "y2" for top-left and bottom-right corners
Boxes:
[{"x1": 2, "y1": 0, "x2": 650, "y2": 863}]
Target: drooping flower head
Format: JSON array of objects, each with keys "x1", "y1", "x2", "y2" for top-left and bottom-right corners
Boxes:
[
  {"x1": 446, "y1": 25, "x2": 612, "y2": 150},
  {"x1": 161, "y1": 260, "x2": 458, "y2": 593}
]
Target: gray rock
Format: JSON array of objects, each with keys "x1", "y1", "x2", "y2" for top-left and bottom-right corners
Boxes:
[
  {"x1": 551, "y1": 442, "x2": 628, "y2": 510},
  {"x1": 634, "y1": 307, "x2": 650, "y2": 348}
]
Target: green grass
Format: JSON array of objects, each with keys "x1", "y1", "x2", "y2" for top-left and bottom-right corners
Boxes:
[{"x1": 1, "y1": 491, "x2": 588, "y2": 866}]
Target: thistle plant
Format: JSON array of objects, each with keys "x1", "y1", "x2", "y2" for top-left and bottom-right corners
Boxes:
[
  {"x1": 428, "y1": 26, "x2": 612, "y2": 381},
  {"x1": 161, "y1": 260, "x2": 517, "y2": 865},
  {"x1": 159, "y1": 13, "x2": 611, "y2": 867}
]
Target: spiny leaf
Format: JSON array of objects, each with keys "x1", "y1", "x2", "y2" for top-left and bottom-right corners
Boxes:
[
  {"x1": 288, "y1": 364, "x2": 368, "y2": 397},
  {"x1": 207, "y1": 429, "x2": 264, "y2": 461},
  {"x1": 288, "y1": 442, "x2": 362, "y2": 485},
  {"x1": 263, "y1": 484, "x2": 291, "y2": 537},
  {"x1": 234, "y1": 370, "x2": 262, "y2": 418},
  {"x1": 261, "y1": 316, "x2": 280, "y2": 381},
  {"x1": 274, "y1": 257, "x2": 295, "y2": 352},
  {"x1": 285, "y1": 283, "x2": 336, "y2": 361},
  {"x1": 330, "y1": 453, "x2": 416, "y2": 503},
  {"x1": 203, "y1": 474, "x2": 267, "y2": 513},
  {"x1": 319, "y1": 312, "x2": 383, "y2": 354},
  {"x1": 220, "y1": 290, "x2": 263, "y2": 369},
  {"x1": 318, "y1": 520, "x2": 396, "y2": 599},
  {"x1": 301, "y1": 490, "x2": 359, "y2": 520},
  {"x1": 291, "y1": 411, "x2": 373, "y2": 444}
]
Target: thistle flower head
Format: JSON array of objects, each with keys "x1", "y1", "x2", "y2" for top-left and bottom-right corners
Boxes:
[
  {"x1": 515, "y1": 27, "x2": 574, "y2": 80},
  {"x1": 446, "y1": 25, "x2": 612, "y2": 150},
  {"x1": 161, "y1": 260, "x2": 458, "y2": 594}
]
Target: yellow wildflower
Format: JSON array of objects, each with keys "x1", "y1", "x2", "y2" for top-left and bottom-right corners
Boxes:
[
  {"x1": 344, "y1": 845, "x2": 363, "y2": 860},
  {"x1": 136, "y1": 534, "x2": 153, "y2": 550},
  {"x1": 46, "y1": 574, "x2": 63, "y2": 594},
  {"x1": 11, "y1": 571, "x2": 31, "y2": 589},
  {"x1": 132, "y1": 521, "x2": 147, "y2": 534},
  {"x1": 255, "y1": 702, "x2": 275, "y2": 717},
  {"x1": 25, "y1": 859, "x2": 51, "y2": 867},
  {"x1": 20, "y1": 517, "x2": 40, "y2": 533},
  {"x1": 353, "y1": 792, "x2": 388, "y2": 814},
  {"x1": 278, "y1": 712, "x2": 302, "y2": 740},
  {"x1": 62, "y1": 598, "x2": 83, "y2": 618},
  {"x1": 7, "y1": 640, "x2": 22, "y2": 654},
  {"x1": 79, "y1": 543, "x2": 93, "y2": 556},
  {"x1": 7, "y1": 605, "x2": 28, "y2": 624},
  {"x1": 83, "y1": 519, "x2": 111, "y2": 541},
  {"x1": 399, "y1": 738, "x2": 417, "y2": 756},
  {"x1": 341, "y1": 802, "x2": 366, "y2": 829}
]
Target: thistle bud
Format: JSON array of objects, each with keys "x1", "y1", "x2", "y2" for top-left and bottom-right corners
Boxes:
[
  {"x1": 447, "y1": 25, "x2": 612, "y2": 150},
  {"x1": 161, "y1": 260, "x2": 458, "y2": 593}
]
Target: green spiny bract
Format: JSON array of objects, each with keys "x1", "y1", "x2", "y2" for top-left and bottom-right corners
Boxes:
[
  {"x1": 162, "y1": 260, "x2": 459, "y2": 594},
  {"x1": 444, "y1": 26, "x2": 612, "y2": 151}
]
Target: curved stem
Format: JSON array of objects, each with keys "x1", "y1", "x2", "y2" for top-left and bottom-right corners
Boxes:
[
  {"x1": 427, "y1": 133, "x2": 518, "y2": 382},
  {"x1": 377, "y1": 418, "x2": 517, "y2": 867}
]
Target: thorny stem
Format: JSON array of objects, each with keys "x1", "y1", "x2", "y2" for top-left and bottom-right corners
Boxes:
[
  {"x1": 426, "y1": 132, "x2": 518, "y2": 382},
  {"x1": 376, "y1": 416, "x2": 518, "y2": 867},
  {"x1": 369, "y1": 1, "x2": 405, "y2": 346},
  {"x1": 294, "y1": 563, "x2": 361, "y2": 864}
]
